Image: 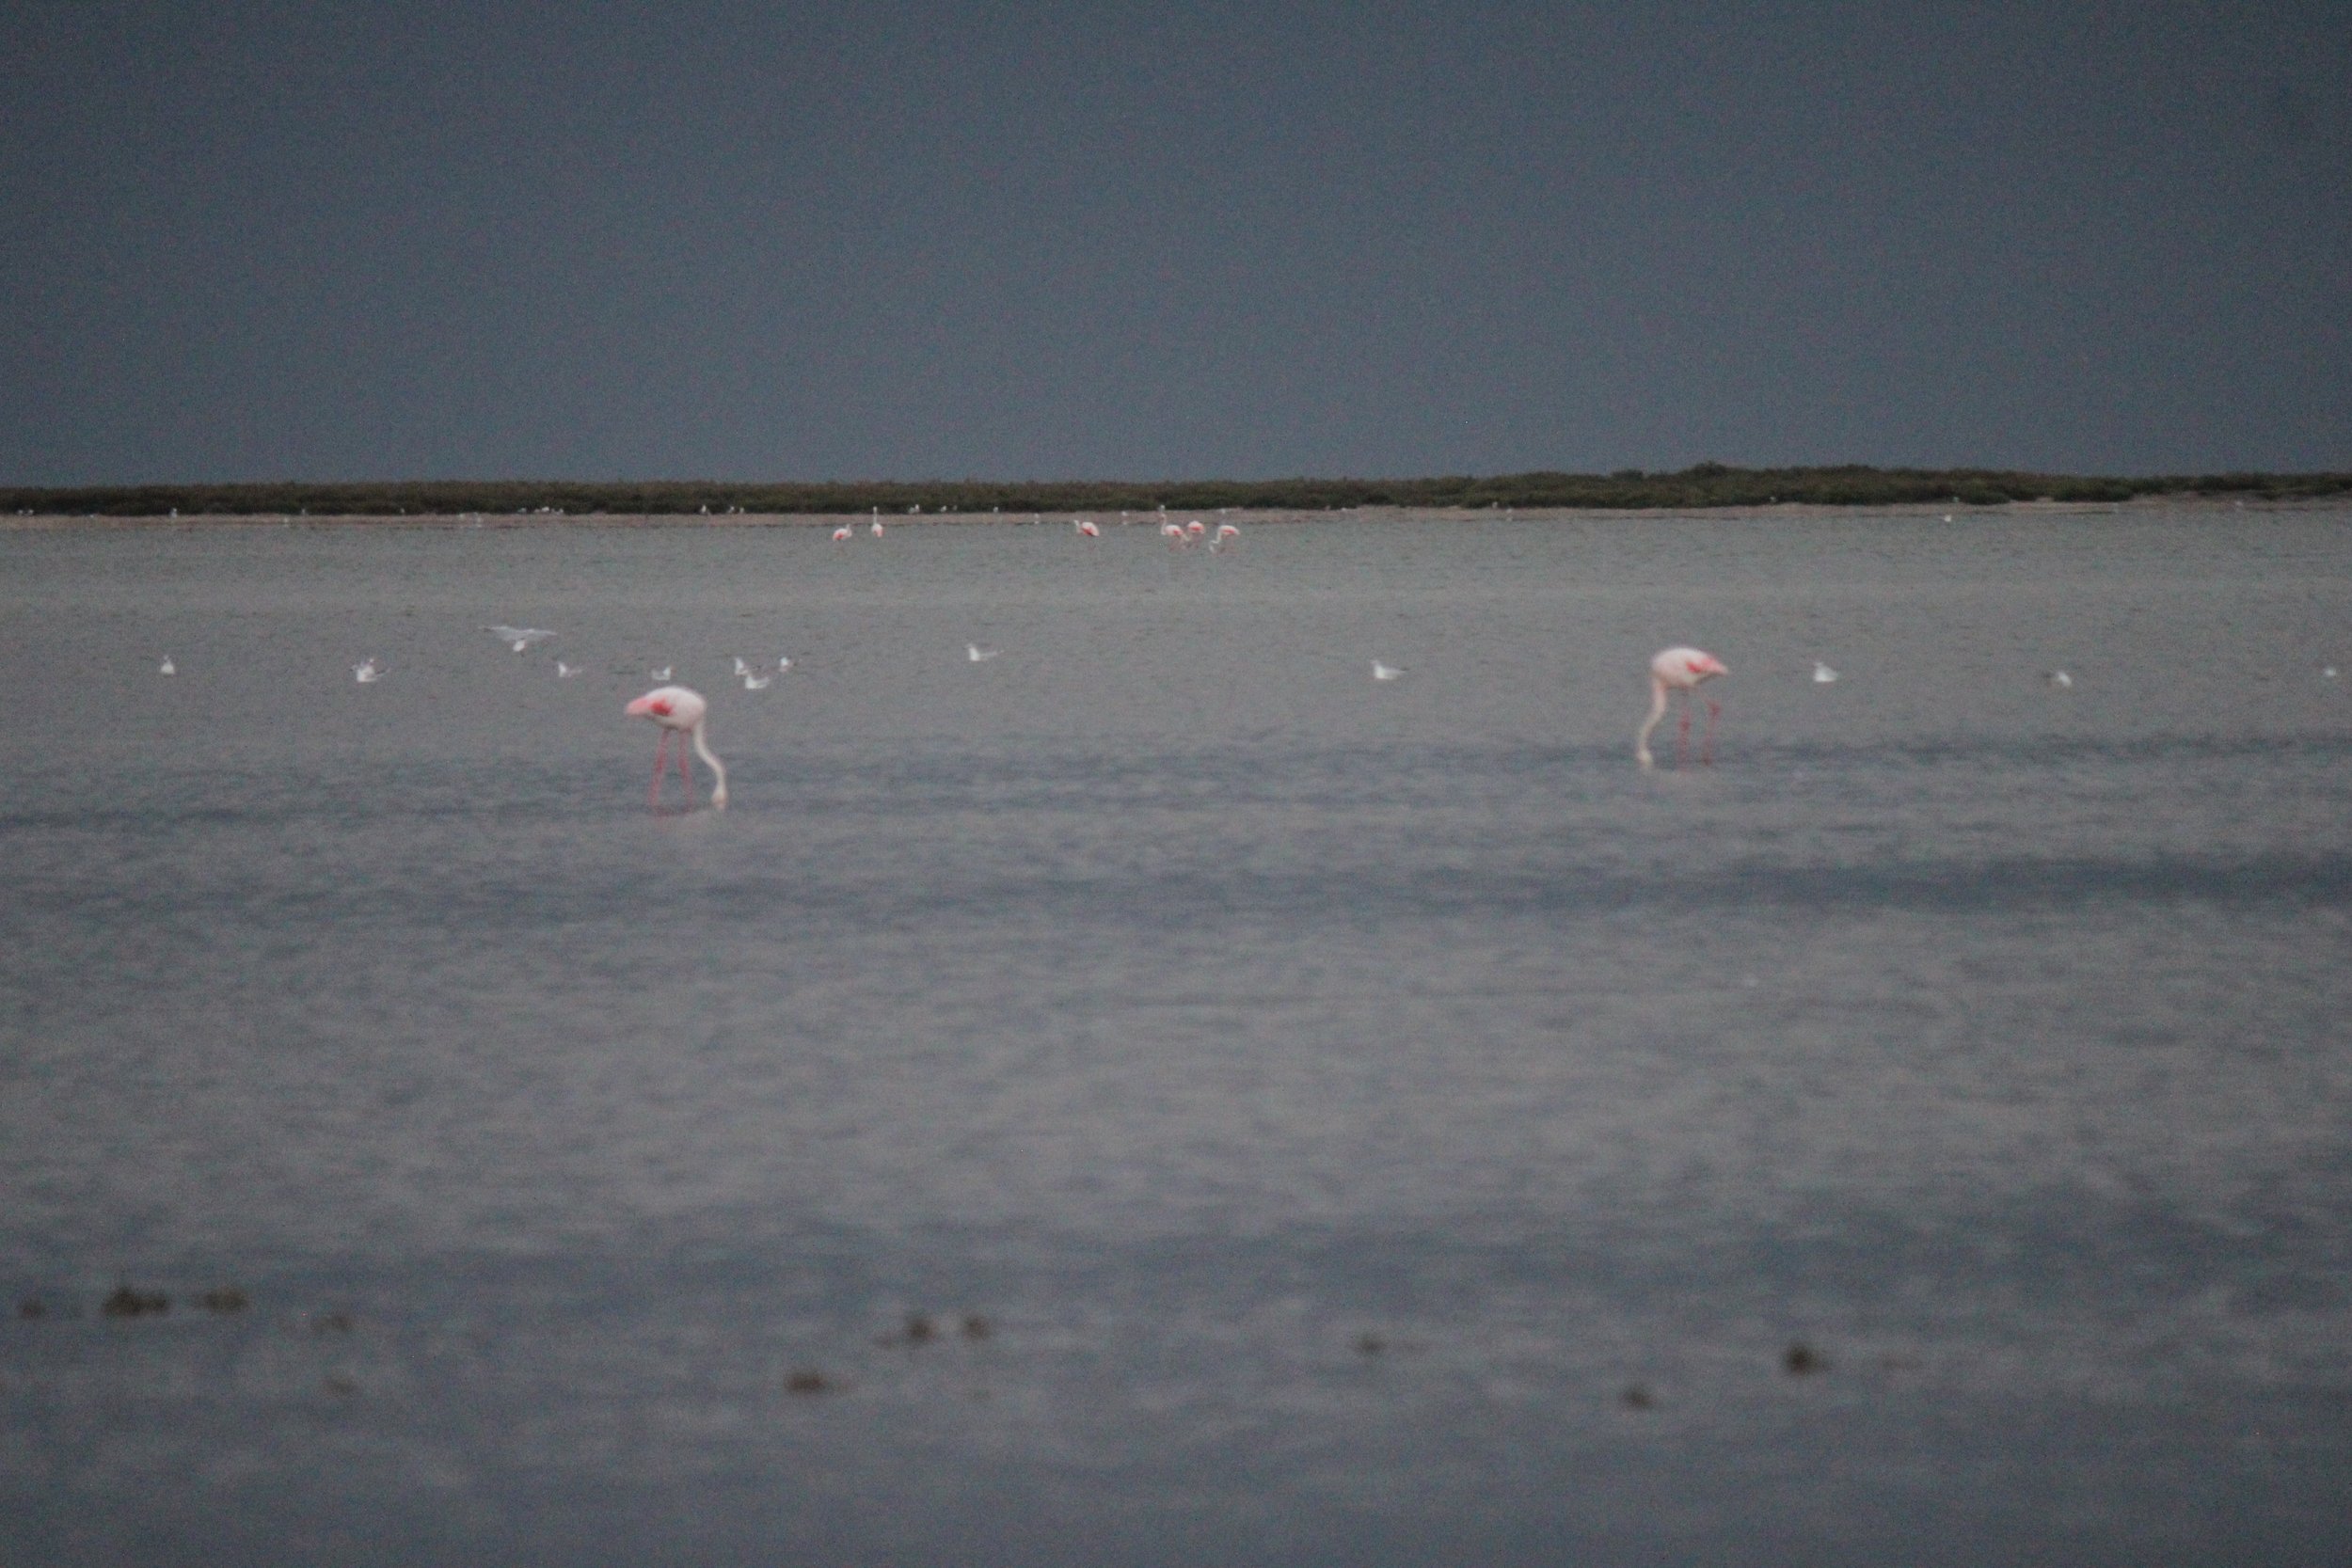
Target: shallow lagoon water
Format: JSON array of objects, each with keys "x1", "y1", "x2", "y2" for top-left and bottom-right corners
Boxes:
[{"x1": 4, "y1": 507, "x2": 2351, "y2": 1563}]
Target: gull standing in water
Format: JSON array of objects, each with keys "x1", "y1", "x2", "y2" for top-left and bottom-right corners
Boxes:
[
  {"x1": 487, "y1": 626, "x2": 556, "y2": 654},
  {"x1": 649, "y1": 666, "x2": 672, "y2": 681},
  {"x1": 556, "y1": 660, "x2": 582, "y2": 678},
  {"x1": 158, "y1": 656, "x2": 176, "y2": 675},
  {"x1": 1812, "y1": 661, "x2": 1839, "y2": 684},
  {"x1": 1372, "y1": 660, "x2": 1405, "y2": 682},
  {"x1": 742, "y1": 673, "x2": 771, "y2": 690},
  {"x1": 352, "y1": 657, "x2": 386, "y2": 684},
  {"x1": 626, "y1": 685, "x2": 728, "y2": 811},
  {"x1": 968, "y1": 643, "x2": 1001, "y2": 662},
  {"x1": 1636, "y1": 647, "x2": 1727, "y2": 768}
]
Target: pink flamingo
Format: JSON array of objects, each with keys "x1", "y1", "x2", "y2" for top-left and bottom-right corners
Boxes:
[
  {"x1": 1186, "y1": 519, "x2": 1205, "y2": 542},
  {"x1": 1636, "y1": 647, "x2": 1728, "y2": 769},
  {"x1": 626, "y1": 686, "x2": 730, "y2": 810},
  {"x1": 832, "y1": 525, "x2": 852, "y2": 541},
  {"x1": 1210, "y1": 522, "x2": 1240, "y2": 550},
  {"x1": 1076, "y1": 517, "x2": 1101, "y2": 537}
]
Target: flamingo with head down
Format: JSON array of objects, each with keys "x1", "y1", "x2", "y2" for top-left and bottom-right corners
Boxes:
[
  {"x1": 627, "y1": 685, "x2": 729, "y2": 810},
  {"x1": 1636, "y1": 647, "x2": 1728, "y2": 769}
]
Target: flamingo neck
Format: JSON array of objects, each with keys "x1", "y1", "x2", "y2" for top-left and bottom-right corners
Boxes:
[
  {"x1": 1635, "y1": 678, "x2": 1670, "y2": 768},
  {"x1": 691, "y1": 719, "x2": 729, "y2": 809}
]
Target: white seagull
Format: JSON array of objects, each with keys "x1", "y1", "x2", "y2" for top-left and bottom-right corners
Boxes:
[
  {"x1": 1812, "y1": 661, "x2": 1839, "y2": 684},
  {"x1": 731, "y1": 657, "x2": 754, "y2": 677},
  {"x1": 487, "y1": 626, "x2": 556, "y2": 654},
  {"x1": 2045, "y1": 670, "x2": 2074, "y2": 689},
  {"x1": 742, "y1": 673, "x2": 772, "y2": 690},
  {"x1": 353, "y1": 657, "x2": 385, "y2": 683},
  {"x1": 776, "y1": 656, "x2": 794, "y2": 673},
  {"x1": 650, "y1": 665, "x2": 673, "y2": 681},
  {"x1": 556, "y1": 660, "x2": 582, "y2": 678},
  {"x1": 967, "y1": 643, "x2": 1001, "y2": 662},
  {"x1": 158, "y1": 656, "x2": 177, "y2": 675},
  {"x1": 1373, "y1": 661, "x2": 1405, "y2": 682}
]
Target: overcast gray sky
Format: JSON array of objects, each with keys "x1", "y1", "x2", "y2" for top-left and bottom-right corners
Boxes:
[{"x1": 3, "y1": 0, "x2": 2345, "y2": 483}]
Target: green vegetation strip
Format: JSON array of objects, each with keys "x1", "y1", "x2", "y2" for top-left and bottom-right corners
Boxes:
[{"x1": 6, "y1": 465, "x2": 2348, "y2": 517}]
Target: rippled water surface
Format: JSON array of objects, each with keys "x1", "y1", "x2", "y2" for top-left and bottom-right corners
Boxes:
[{"x1": 5, "y1": 507, "x2": 2351, "y2": 1564}]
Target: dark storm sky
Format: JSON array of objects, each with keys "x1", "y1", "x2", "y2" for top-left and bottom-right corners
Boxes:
[{"x1": 3, "y1": 1, "x2": 2346, "y2": 483}]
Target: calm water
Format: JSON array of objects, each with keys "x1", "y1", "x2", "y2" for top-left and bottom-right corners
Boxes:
[{"x1": 4, "y1": 507, "x2": 2350, "y2": 1564}]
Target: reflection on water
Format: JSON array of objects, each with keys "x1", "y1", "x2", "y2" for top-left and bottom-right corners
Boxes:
[{"x1": 4, "y1": 508, "x2": 2350, "y2": 1563}]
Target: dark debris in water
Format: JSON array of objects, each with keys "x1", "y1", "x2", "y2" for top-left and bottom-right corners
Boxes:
[
  {"x1": 1620, "y1": 1383, "x2": 1657, "y2": 1410},
  {"x1": 310, "y1": 1310, "x2": 356, "y2": 1335},
  {"x1": 786, "y1": 1370, "x2": 834, "y2": 1395},
  {"x1": 101, "y1": 1285, "x2": 169, "y2": 1319},
  {"x1": 198, "y1": 1286, "x2": 248, "y2": 1313},
  {"x1": 1784, "y1": 1342, "x2": 1828, "y2": 1376}
]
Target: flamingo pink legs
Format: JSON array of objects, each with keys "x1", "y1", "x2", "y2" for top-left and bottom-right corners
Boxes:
[
  {"x1": 647, "y1": 730, "x2": 698, "y2": 808},
  {"x1": 1671, "y1": 694, "x2": 1723, "y2": 765}
]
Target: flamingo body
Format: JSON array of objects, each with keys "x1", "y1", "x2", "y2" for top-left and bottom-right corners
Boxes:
[
  {"x1": 627, "y1": 685, "x2": 729, "y2": 810},
  {"x1": 1636, "y1": 647, "x2": 1727, "y2": 769}
]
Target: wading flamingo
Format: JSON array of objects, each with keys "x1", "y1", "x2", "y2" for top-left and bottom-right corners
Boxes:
[
  {"x1": 833, "y1": 525, "x2": 853, "y2": 542},
  {"x1": 627, "y1": 685, "x2": 729, "y2": 810},
  {"x1": 1076, "y1": 518, "x2": 1101, "y2": 537},
  {"x1": 1636, "y1": 647, "x2": 1728, "y2": 769}
]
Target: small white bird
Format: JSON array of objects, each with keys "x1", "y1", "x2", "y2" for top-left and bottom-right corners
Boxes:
[
  {"x1": 650, "y1": 665, "x2": 673, "y2": 681},
  {"x1": 2326, "y1": 666, "x2": 2340, "y2": 680},
  {"x1": 1373, "y1": 661, "x2": 1404, "y2": 682},
  {"x1": 2045, "y1": 670, "x2": 2074, "y2": 689},
  {"x1": 353, "y1": 657, "x2": 385, "y2": 683},
  {"x1": 556, "y1": 660, "x2": 581, "y2": 678},
  {"x1": 1812, "y1": 661, "x2": 1839, "y2": 684},
  {"x1": 487, "y1": 626, "x2": 556, "y2": 654},
  {"x1": 776, "y1": 656, "x2": 793, "y2": 673},
  {"x1": 968, "y1": 643, "x2": 1001, "y2": 662},
  {"x1": 742, "y1": 673, "x2": 772, "y2": 690},
  {"x1": 158, "y1": 656, "x2": 176, "y2": 675},
  {"x1": 732, "y1": 657, "x2": 754, "y2": 677}
]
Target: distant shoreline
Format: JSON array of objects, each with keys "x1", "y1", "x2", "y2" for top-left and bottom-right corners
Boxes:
[
  {"x1": 3, "y1": 466, "x2": 2347, "y2": 524},
  {"x1": 5, "y1": 495, "x2": 2345, "y2": 531}
]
